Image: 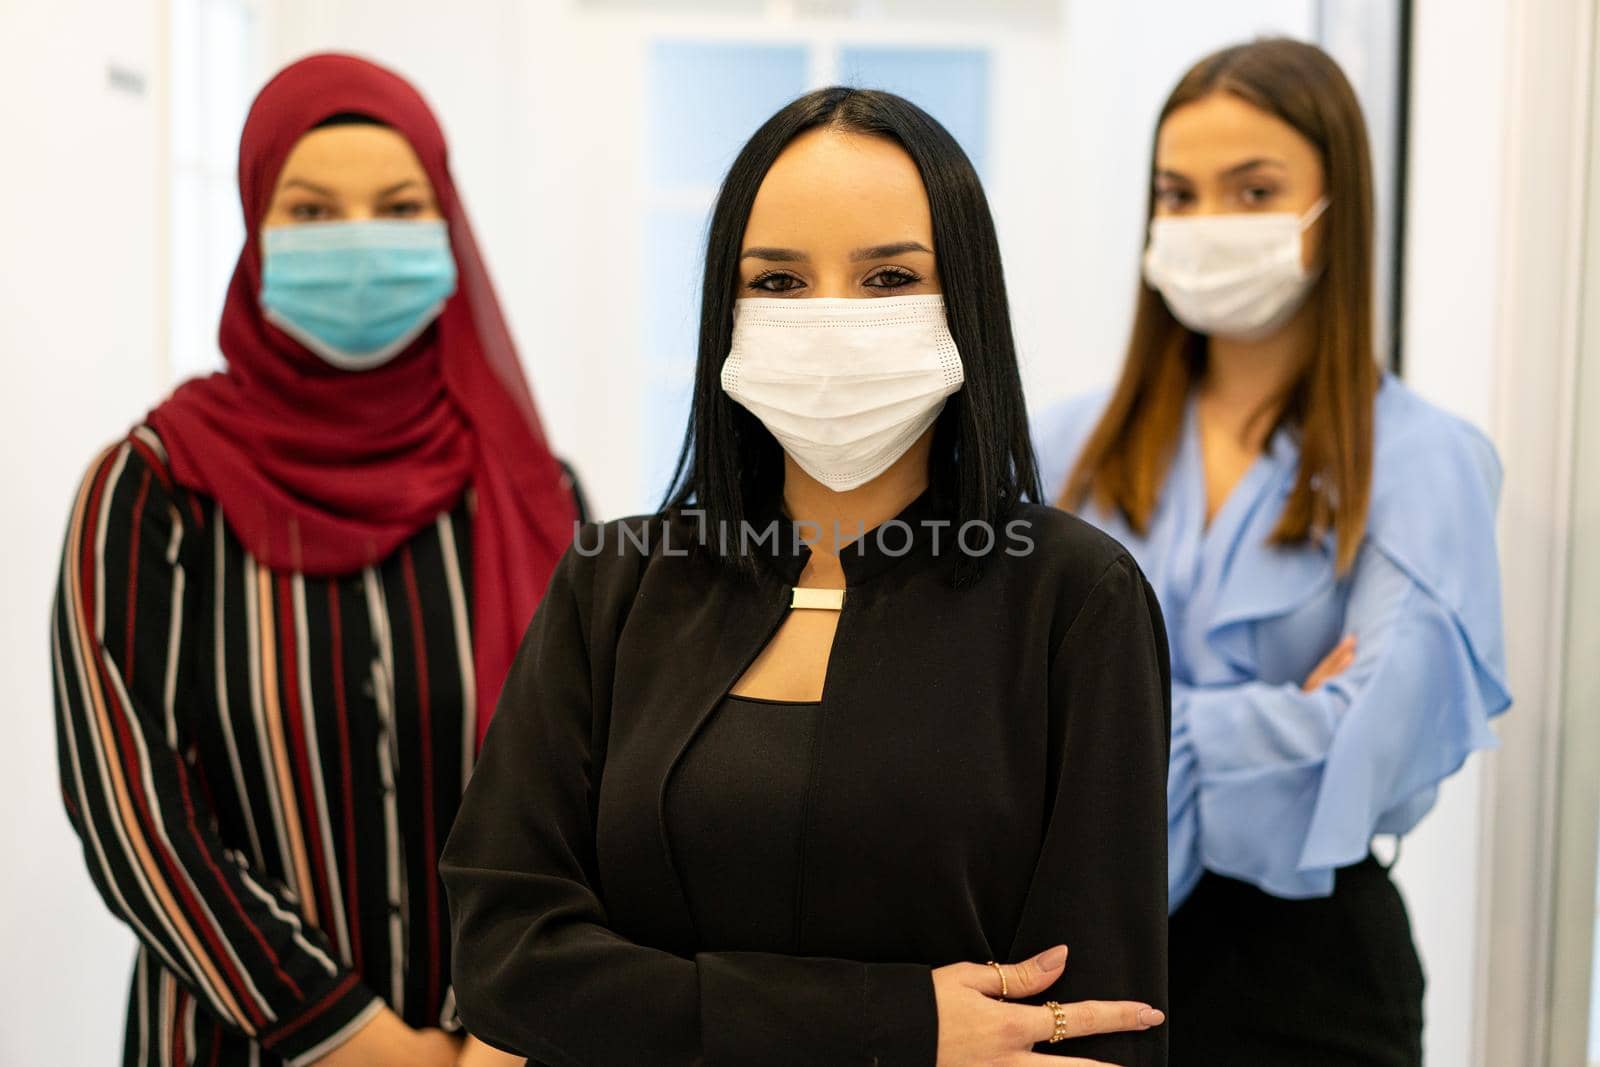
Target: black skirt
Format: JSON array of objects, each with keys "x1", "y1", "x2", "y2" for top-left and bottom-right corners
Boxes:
[{"x1": 1169, "y1": 855, "x2": 1424, "y2": 1066}]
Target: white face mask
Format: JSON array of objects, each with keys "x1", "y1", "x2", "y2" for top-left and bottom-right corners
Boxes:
[
  {"x1": 1142, "y1": 198, "x2": 1330, "y2": 342},
  {"x1": 720, "y1": 294, "x2": 965, "y2": 492}
]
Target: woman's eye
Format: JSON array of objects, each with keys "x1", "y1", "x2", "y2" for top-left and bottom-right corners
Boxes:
[
  {"x1": 1241, "y1": 185, "x2": 1279, "y2": 207},
  {"x1": 1154, "y1": 187, "x2": 1192, "y2": 209},
  {"x1": 381, "y1": 200, "x2": 426, "y2": 218},
  {"x1": 289, "y1": 202, "x2": 334, "y2": 221},
  {"x1": 747, "y1": 271, "x2": 804, "y2": 293},
  {"x1": 865, "y1": 267, "x2": 920, "y2": 290}
]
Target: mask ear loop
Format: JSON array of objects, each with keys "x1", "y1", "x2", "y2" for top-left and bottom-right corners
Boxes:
[
  {"x1": 1299, "y1": 196, "x2": 1332, "y2": 230},
  {"x1": 1295, "y1": 197, "x2": 1334, "y2": 281}
]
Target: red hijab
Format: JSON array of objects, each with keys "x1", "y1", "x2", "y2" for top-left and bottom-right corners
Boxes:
[{"x1": 148, "y1": 53, "x2": 575, "y2": 748}]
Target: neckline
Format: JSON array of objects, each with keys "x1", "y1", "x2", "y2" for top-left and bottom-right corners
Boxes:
[
  {"x1": 1184, "y1": 394, "x2": 1291, "y2": 545},
  {"x1": 723, "y1": 693, "x2": 823, "y2": 708},
  {"x1": 750, "y1": 484, "x2": 959, "y2": 586}
]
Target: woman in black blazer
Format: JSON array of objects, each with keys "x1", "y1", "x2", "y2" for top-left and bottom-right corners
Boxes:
[{"x1": 441, "y1": 88, "x2": 1171, "y2": 1067}]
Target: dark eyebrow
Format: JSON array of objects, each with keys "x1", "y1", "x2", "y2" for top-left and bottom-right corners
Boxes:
[
  {"x1": 739, "y1": 241, "x2": 935, "y2": 263},
  {"x1": 740, "y1": 246, "x2": 806, "y2": 262},
  {"x1": 1220, "y1": 157, "x2": 1288, "y2": 179},
  {"x1": 377, "y1": 179, "x2": 424, "y2": 199},
  {"x1": 280, "y1": 177, "x2": 337, "y2": 198},
  {"x1": 851, "y1": 241, "x2": 933, "y2": 261},
  {"x1": 1154, "y1": 169, "x2": 1193, "y2": 184}
]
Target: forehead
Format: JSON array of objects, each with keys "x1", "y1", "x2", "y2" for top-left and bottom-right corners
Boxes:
[
  {"x1": 1155, "y1": 92, "x2": 1320, "y2": 175},
  {"x1": 742, "y1": 128, "x2": 933, "y2": 247},
  {"x1": 274, "y1": 124, "x2": 430, "y2": 187}
]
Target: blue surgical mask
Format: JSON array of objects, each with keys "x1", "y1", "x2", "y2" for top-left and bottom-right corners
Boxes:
[{"x1": 259, "y1": 219, "x2": 458, "y2": 370}]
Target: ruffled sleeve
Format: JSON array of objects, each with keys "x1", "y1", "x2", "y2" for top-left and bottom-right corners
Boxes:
[
  {"x1": 1169, "y1": 383, "x2": 1511, "y2": 905},
  {"x1": 1300, "y1": 386, "x2": 1510, "y2": 864}
]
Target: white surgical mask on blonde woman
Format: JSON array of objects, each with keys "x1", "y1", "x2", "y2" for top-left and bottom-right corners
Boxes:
[
  {"x1": 1142, "y1": 197, "x2": 1330, "y2": 341},
  {"x1": 720, "y1": 293, "x2": 965, "y2": 491}
]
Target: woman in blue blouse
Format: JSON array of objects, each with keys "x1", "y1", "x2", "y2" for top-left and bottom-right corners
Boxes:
[{"x1": 1035, "y1": 39, "x2": 1510, "y2": 1066}]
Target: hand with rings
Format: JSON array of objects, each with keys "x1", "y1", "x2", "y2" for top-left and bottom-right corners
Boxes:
[{"x1": 931, "y1": 944, "x2": 1164, "y2": 1065}]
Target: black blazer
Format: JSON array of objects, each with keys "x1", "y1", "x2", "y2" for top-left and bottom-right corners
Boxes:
[{"x1": 441, "y1": 490, "x2": 1171, "y2": 1067}]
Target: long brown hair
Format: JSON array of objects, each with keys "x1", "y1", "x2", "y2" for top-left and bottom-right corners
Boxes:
[{"x1": 1059, "y1": 38, "x2": 1379, "y2": 574}]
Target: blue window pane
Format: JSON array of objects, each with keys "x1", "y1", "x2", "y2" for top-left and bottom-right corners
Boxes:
[
  {"x1": 837, "y1": 47, "x2": 990, "y2": 175},
  {"x1": 649, "y1": 41, "x2": 810, "y2": 189},
  {"x1": 642, "y1": 377, "x2": 695, "y2": 506},
  {"x1": 641, "y1": 206, "x2": 706, "y2": 505},
  {"x1": 644, "y1": 206, "x2": 709, "y2": 373}
]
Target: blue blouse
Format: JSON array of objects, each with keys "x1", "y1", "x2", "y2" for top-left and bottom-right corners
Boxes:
[{"x1": 1033, "y1": 376, "x2": 1511, "y2": 909}]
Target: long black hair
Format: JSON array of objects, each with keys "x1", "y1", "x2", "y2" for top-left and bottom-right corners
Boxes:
[{"x1": 663, "y1": 87, "x2": 1041, "y2": 583}]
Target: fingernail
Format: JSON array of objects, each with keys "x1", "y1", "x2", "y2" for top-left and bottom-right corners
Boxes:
[
  {"x1": 1033, "y1": 945, "x2": 1067, "y2": 970},
  {"x1": 1139, "y1": 1007, "x2": 1166, "y2": 1027}
]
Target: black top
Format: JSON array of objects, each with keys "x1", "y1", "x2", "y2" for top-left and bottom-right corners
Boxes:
[
  {"x1": 441, "y1": 489, "x2": 1172, "y2": 1067},
  {"x1": 667, "y1": 693, "x2": 823, "y2": 954}
]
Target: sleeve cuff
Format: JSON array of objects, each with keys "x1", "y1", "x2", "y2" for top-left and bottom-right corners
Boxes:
[
  {"x1": 866, "y1": 963, "x2": 938, "y2": 1067},
  {"x1": 700, "y1": 955, "x2": 936, "y2": 1066},
  {"x1": 438, "y1": 984, "x2": 464, "y2": 1033},
  {"x1": 261, "y1": 972, "x2": 385, "y2": 1066}
]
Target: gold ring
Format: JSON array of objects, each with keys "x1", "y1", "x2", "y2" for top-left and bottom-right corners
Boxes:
[
  {"x1": 987, "y1": 960, "x2": 1008, "y2": 999},
  {"x1": 1044, "y1": 1000, "x2": 1070, "y2": 1043}
]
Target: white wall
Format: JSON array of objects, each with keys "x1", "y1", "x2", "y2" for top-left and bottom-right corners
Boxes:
[
  {"x1": 0, "y1": 1, "x2": 167, "y2": 1061},
  {"x1": 1390, "y1": 3, "x2": 1513, "y2": 1065},
  {"x1": 1439, "y1": 0, "x2": 1597, "y2": 1063}
]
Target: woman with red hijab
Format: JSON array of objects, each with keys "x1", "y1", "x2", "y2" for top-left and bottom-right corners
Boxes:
[{"x1": 51, "y1": 54, "x2": 573, "y2": 1066}]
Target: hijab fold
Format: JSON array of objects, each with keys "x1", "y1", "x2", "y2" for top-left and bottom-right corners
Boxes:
[{"x1": 148, "y1": 53, "x2": 575, "y2": 748}]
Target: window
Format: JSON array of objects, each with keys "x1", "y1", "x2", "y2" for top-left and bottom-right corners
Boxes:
[
  {"x1": 836, "y1": 46, "x2": 989, "y2": 174},
  {"x1": 167, "y1": 0, "x2": 261, "y2": 383},
  {"x1": 641, "y1": 41, "x2": 810, "y2": 501}
]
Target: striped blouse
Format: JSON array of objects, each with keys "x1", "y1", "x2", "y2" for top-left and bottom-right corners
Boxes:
[{"x1": 53, "y1": 426, "x2": 490, "y2": 1066}]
